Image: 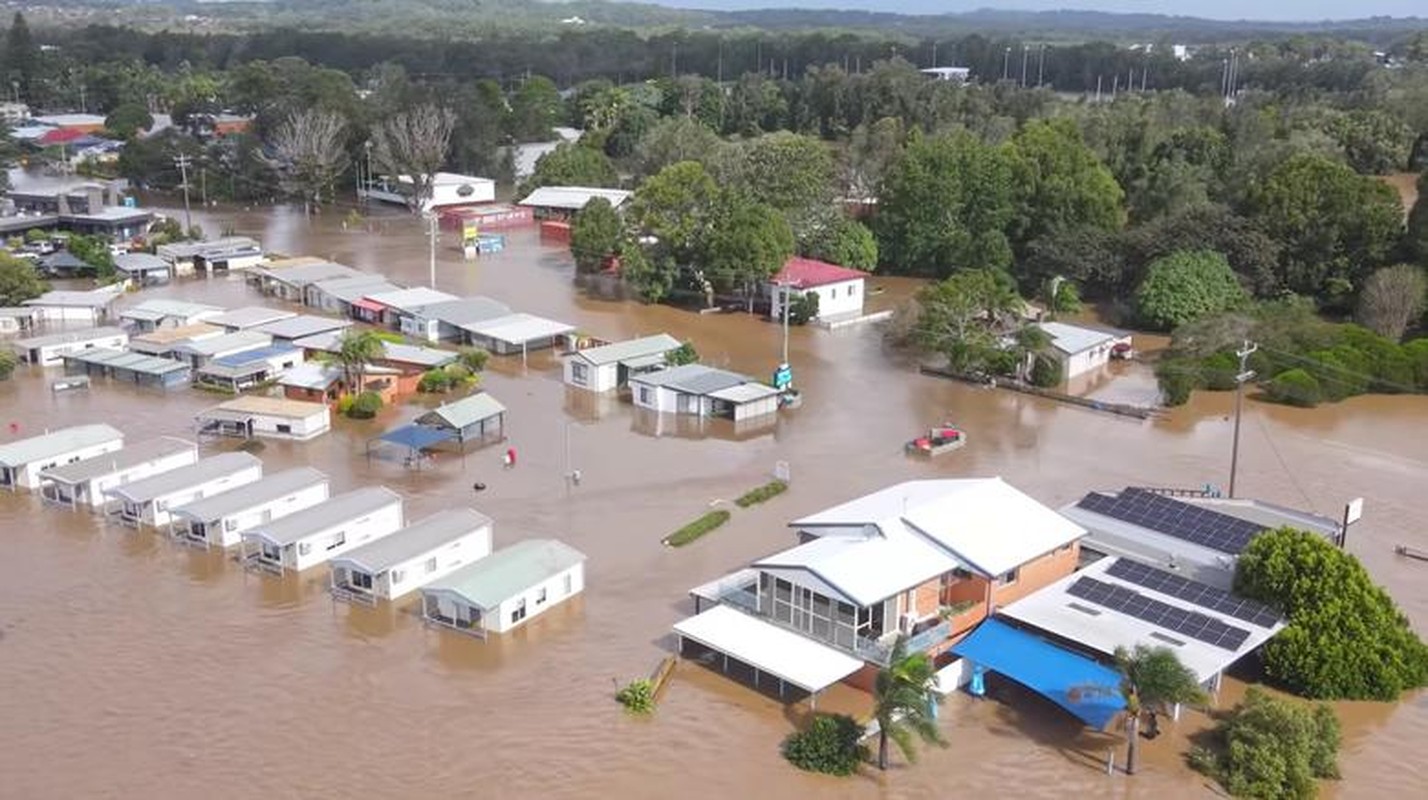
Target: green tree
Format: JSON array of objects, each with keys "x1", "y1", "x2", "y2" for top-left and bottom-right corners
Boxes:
[
  {"x1": 1131, "y1": 126, "x2": 1231, "y2": 222},
  {"x1": 875, "y1": 130, "x2": 1016, "y2": 277},
  {"x1": 618, "y1": 241, "x2": 673, "y2": 303},
  {"x1": 1406, "y1": 173, "x2": 1428, "y2": 265},
  {"x1": 911, "y1": 268, "x2": 1022, "y2": 372},
  {"x1": 626, "y1": 160, "x2": 718, "y2": 264},
  {"x1": 508, "y1": 75, "x2": 563, "y2": 142},
  {"x1": 871, "y1": 636, "x2": 944, "y2": 771},
  {"x1": 633, "y1": 116, "x2": 723, "y2": 179},
  {"x1": 667, "y1": 341, "x2": 698, "y2": 366},
  {"x1": 1007, "y1": 118, "x2": 1126, "y2": 252},
  {"x1": 3, "y1": 12, "x2": 37, "y2": 102},
  {"x1": 781, "y1": 714, "x2": 868, "y2": 776},
  {"x1": 844, "y1": 116, "x2": 905, "y2": 201},
  {"x1": 1356, "y1": 264, "x2": 1427, "y2": 341},
  {"x1": 0, "y1": 252, "x2": 48, "y2": 305},
  {"x1": 335, "y1": 330, "x2": 384, "y2": 392},
  {"x1": 66, "y1": 235, "x2": 116, "y2": 279},
  {"x1": 1266, "y1": 368, "x2": 1324, "y2": 407},
  {"x1": 1120, "y1": 205, "x2": 1281, "y2": 297},
  {"x1": 1250, "y1": 153, "x2": 1404, "y2": 300},
  {"x1": 697, "y1": 191, "x2": 795, "y2": 297},
  {"x1": 1189, "y1": 688, "x2": 1341, "y2": 800},
  {"x1": 801, "y1": 216, "x2": 877, "y2": 272},
  {"x1": 1328, "y1": 109, "x2": 1414, "y2": 174},
  {"x1": 1079, "y1": 646, "x2": 1207, "y2": 776},
  {"x1": 720, "y1": 132, "x2": 836, "y2": 233},
  {"x1": 1134, "y1": 250, "x2": 1248, "y2": 331},
  {"x1": 458, "y1": 347, "x2": 490, "y2": 373},
  {"x1": 0, "y1": 348, "x2": 15, "y2": 381},
  {"x1": 1235, "y1": 527, "x2": 1428, "y2": 700},
  {"x1": 104, "y1": 103, "x2": 155, "y2": 140},
  {"x1": 568, "y1": 197, "x2": 623, "y2": 275},
  {"x1": 521, "y1": 143, "x2": 618, "y2": 195}
]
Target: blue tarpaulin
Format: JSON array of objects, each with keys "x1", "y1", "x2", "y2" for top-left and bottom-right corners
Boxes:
[
  {"x1": 377, "y1": 424, "x2": 455, "y2": 451},
  {"x1": 951, "y1": 618, "x2": 1126, "y2": 729}
]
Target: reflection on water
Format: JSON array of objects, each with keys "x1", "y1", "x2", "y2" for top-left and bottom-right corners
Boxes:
[{"x1": 0, "y1": 198, "x2": 1424, "y2": 798}]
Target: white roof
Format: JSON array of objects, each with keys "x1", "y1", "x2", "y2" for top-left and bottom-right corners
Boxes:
[
  {"x1": 199, "y1": 395, "x2": 329, "y2": 421},
  {"x1": 754, "y1": 532, "x2": 959, "y2": 606},
  {"x1": 460, "y1": 313, "x2": 575, "y2": 345},
  {"x1": 14, "y1": 326, "x2": 127, "y2": 349},
  {"x1": 253, "y1": 314, "x2": 351, "y2": 340},
  {"x1": 174, "y1": 330, "x2": 271, "y2": 357},
  {"x1": 0, "y1": 424, "x2": 124, "y2": 468},
  {"x1": 104, "y1": 452, "x2": 260, "y2": 504},
  {"x1": 112, "y1": 253, "x2": 170, "y2": 274},
  {"x1": 673, "y1": 605, "x2": 863, "y2": 693},
  {"x1": 518, "y1": 186, "x2": 631, "y2": 211},
  {"x1": 571, "y1": 333, "x2": 681, "y2": 366},
  {"x1": 708, "y1": 383, "x2": 781, "y2": 404},
  {"x1": 278, "y1": 362, "x2": 398, "y2": 390},
  {"x1": 364, "y1": 287, "x2": 459, "y2": 313},
  {"x1": 793, "y1": 478, "x2": 1086, "y2": 579},
  {"x1": 207, "y1": 307, "x2": 297, "y2": 330},
  {"x1": 120, "y1": 299, "x2": 223, "y2": 322},
  {"x1": 40, "y1": 437, "x2": 194, "y2": 484},
  {"x1": 242, "y1": 487, "x2": 402, "y2": 546},
  {"x1": 32, "y1": 113, "x2": 106, "y2": 127},
  {"x1": 1000, "y1": 557, "x2": 1285, "y2": 683},
  {"x1": 1035, "y1": 321, "x2": 1127, "y2": 356},
  {"x1": 24, "y1": 287, "x2": 123, "y2": 309}
]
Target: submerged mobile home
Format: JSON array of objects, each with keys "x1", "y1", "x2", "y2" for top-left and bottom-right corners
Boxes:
[
  {"x1": 330, "y1": 509, "x2": 494, "y2": 604},
  {"x1": 170, "y1": 467, "x2": 330, "y2": 548},
  {"x1": 0, "y1": 424, "x2": 125, "y2": 491},
  {"x1": 420, "y1": 539, "x2": 586, "y2": 637},
  {"x1": 39, "y1": 437, "x2": 198, "y2": 510},
  {"x1": 104, "y1": 451, "x2": 263, "y2": 528},
  {"x1": 240, "y1": 487, "x2": 404, "y2": 573}
]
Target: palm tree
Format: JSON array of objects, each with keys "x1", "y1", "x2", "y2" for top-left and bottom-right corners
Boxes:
[
  {"x1": 872, "y1": 636, "x2": 945, "y2": 770},
  {"x1": 335, "y1": 330, "x2": 384, "y2": 393},
  {"x1": 1110, "y1": 645, "x2": 1207, "y2": 775}
]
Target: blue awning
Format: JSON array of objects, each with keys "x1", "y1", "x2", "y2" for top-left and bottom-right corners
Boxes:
[
  {"x1": 377, "y1": 424, "x2": 454, "y2": 451},
  {"x1": 951, "y1": 618, "x2": 1126, "y2": 729}
]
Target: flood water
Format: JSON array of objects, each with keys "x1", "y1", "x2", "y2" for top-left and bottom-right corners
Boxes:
[{"x1": 2, "y1": 200, "x2": 1426, "y2": 798}]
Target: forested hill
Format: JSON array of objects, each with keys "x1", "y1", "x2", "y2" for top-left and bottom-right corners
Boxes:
[{"x1": 31, "y1": 1, "x2": 1428, "y2": 43}]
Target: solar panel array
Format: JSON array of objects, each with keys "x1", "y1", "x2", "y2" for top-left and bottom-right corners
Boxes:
[
  {"x1": 1066, "y1": 576, "x2": 1252, "y2": 651},
  {"x1": 1075, "y1": 488, "x2": 1267, "y2": 555},
  {"x1": 1105, "y1": 559, "x2": 1281, "y2": 628}
]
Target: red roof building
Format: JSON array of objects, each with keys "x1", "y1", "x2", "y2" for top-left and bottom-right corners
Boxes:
[
  {"x1": 38, "y1": 128, "x2": 88, "y2": 147},
  {"x1": 772, "y1": 257, "x2": 868, "y2": 289},
  {"x1": 770, "y1": 257, "x2": 868, "y2": 322}
]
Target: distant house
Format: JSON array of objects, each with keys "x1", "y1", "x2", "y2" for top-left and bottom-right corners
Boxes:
[
  {"x1": 251, "y1": 314, "x2": 351, "y2": 344},
  {"x1": 408, "y1": 296, "x2": 512, "y2": 344},
  {"x1": 251, "y1": 260, "x2": 363, "y2": 301},
  {"x1": 105, "y1": 451, "x2": 264, "y2": 528},
  {"x1": 171, "y1": 467, "x2": 331, "y2": 549},
  {"x1": 0, "y1": 306, "x2": 37, "y2": 335},
  {"x1": 37, "y1": 250, "x2": 93, "y2": 279},
  {"x1": 195, "y1": 396, "x2": 332, "y2": 442},
  {"x1": 278, "y1": 362, "x2": 404, "y2": 407},
  {"x1": 563, "y1": 333, "x2": 682, "y2": 393},
  {"x1": 62, "y1": 348, "x2": 193, "y2": 390},
  {"x1": 240, "y1": 487, "x2": 405, "y2": 573},
  {"x1": 359, "y1": 172, "x2": 496, "y2": 214},
  {"x1": 361, "y1": 287, "x2": 460, "y2": 334},
  {"x1": 127, "y1": 323, "x2": 225, "y2": 357},
  {"x1": 119, "y1": 299, "x2": 224, "y2": 332},
  {"x1": 458, "y1": 312, "x2": 575, "y2": 355},
  {"x1": 112, "y1": 253, "x2": 172, "y2": 286},
  {"x1": 0, "y1": 424, "x2": 125, "y2": 491},
  {"x1": 420, "y1": 539, "x2": 586, "y2": 637},
  {"x1": 171, "y1": 330, "x2": 271, "y2": 369},
  {"x1": 195, "y1": 344, "x2": 304, "y2": 393},
  {"x1": 40, "y1": 437, "x2": 198, "y2": 510},
  {"x1": 1034, "y1": 321, "x2": 1133, "y2": 380},
  {"x1": 12, "y1": 326, "x2": 128, "y2": 366},
  {"x1": 205, "y1": 306, "x2": 297, "y2": 332},
  {"x1": 330, "y1": 508, "x2": 494, "y2": 604},
  {"x1": 628, "y1": 364, "x2": 780, "y2": 422},
  {"x1": 770, "y1": 257, "x2": 867, "y2": 323},
  {"x1": 305, "y1": 274, "x2": 400, "y2": 320},
  {"x1": 31, "y1": 113, "x2": 107, "y2": 135},
  {"x1": 291, "y1": 331, "x2": 453, "y2": 396},
  {"x1": 921, "y1": 66, "x2": 971, "y2": 82},
  {"x1": 517, "y1": 186, "x2": 631, "y2": 220},
  {"x1": 155, "y1": 237, "x2": 263, "y2": 276},
  {"x1": 23, "y1": 286, "x2": 124, "y2": 324}
]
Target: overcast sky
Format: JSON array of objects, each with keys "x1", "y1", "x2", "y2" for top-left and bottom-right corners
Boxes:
[{"x1": 664, "y1": 1, "x2": 1425, "y2": 22}]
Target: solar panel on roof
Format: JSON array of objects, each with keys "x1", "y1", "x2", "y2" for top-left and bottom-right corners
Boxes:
[
  {"x1": 1066, "y1": 576, "x2": 1253, "y2": 651},
  {"x1": 1105, "y1": 559, "x2": 1281, "y2": 628},
  {"x1": 1075, "y1": 488, "x2": 1268, "y2": 554}
]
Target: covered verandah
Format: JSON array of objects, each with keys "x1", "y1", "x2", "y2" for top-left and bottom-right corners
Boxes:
[
  {"x1": 673, "y1": 604, "x2": 864, "y2": 709},
  {"x1": 366, "y1": 423, "x2": 456, "y2": 470}
]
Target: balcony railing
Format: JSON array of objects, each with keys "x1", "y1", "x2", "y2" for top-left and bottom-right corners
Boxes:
[{"x1": 708, "y1": 583, "x2": 952, "y2": 667}]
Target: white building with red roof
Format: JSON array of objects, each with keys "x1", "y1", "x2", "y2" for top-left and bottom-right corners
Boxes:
[{"x1": 770, "y1": 257, "x2": 868, "y2": 322}]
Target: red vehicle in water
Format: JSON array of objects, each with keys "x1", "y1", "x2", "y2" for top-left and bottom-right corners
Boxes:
[{"x1": 906, "y1": 423, "x2": 968, "y2": 456}]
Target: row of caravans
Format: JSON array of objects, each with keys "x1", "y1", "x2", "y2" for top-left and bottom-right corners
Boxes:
[{"x1": 2, "y1": 424, "x2": 585, "y2": 638}]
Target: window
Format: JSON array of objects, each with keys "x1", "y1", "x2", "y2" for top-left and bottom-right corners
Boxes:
[
  {"x1": 326, "y1": 532, "x2": 345, "y2": 550},
  {"x1": 638, "y1": 386, "x2": 653, "y2": 405},
  {"x1": 994, "y1": 568, "x2": 1019, "y2": 587},
  {"x1": 511, "y1": 598, "x2": 527, "y2": 624},
  {"x1": 298, "y1": 542, "x2": 311, "y2": 555},
  {"x1": 571, "y1": 362, "x2": 589, "y2": 386},
  {"x1": 351, "y1": 571, "x2": 373, "y2": 590},
  {"x1": 536, "y1": 587, "x2": 548, "y2": 605},
  {"x1": 276, "y1": 424, "x2": 292, "y2": 435},
  {"x1": 424, "y1": 557, "x2": 438, "y2": 574},
  {"x1": 224, "y1": 519, "x2": 237, "y2": 532},
  {"x1": 391, "y1": 569, "x2": 405, "y2": 584},
  {"x1": 563, "y1": 573, "x2": 573, "y2": 595}
]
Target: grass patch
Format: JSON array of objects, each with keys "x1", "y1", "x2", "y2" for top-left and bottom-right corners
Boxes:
[
  {"x1": 664, "y1": 509, "x2": 731, "y2": 547},
  {"x1": 735, "y1": 479, "x2": 788, "y2": 508}
]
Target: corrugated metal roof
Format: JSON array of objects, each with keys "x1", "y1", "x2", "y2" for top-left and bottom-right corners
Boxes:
[
  {"x1": 460, "y1": 313, "x2": 574, "y2": 345},
  {"x1": 416, "y1": 297, "x2": 512, "y2": 326},
  {"x1": 381, "y1": 342, "x2": 456, "y2": 367},
  {"x1": 129, "y1": 323, "x2": 224, "y2": 348},
  {"x1": 0, "y1": 424, "x2": 125, "y2": 468},
  {"x1": 309, "y1": 274, "x2": 400, "y2": 304},
  {"x1": 113, "y1": 253, "x2": 170, "y2": 273},
  {"x1": 207, "y1": 307, "x2": 297, "y2": 330},
  {"x1": 23, "y1": 288, "x2": 123, "y2": 308},
  {"x1": 242, "y1": 487, "x2": 402, "y2": 546},
  {"x1": 199, "y1": 395, "x2": 329, "y2": 420},
  {"x1": 364, "y1": 287, "x2": 460, "y2": 312},
  {"x1": 417, "y1": 392, "x2": 507, "y2": 430},
  {"x1": 104, "y1": 452, "x2": 260, "y2": 503},
  {"x1": 64, "y1": 348, "x2": 190, "y2": 377},
  {"x1": 174, "y1": 330, "x2": 271, "y2": 357},
  {"x1": 572, "y1": 334, "x2": 681, "y2": 367},
  {"x1": 518, "y1": 186, "x2": 631, "y2": 210},
  {"x1": 332, "y1": 509, "x2": 492, "y2": 572},
  {"x1": 14, "y1": 326, "x2": 127, "y2": 349},
  {"x1": 41, "y1": 437, "x2": 195, "y2": 484},
  {"x1": 1036, "y1": 321, "x2": 1126, "y2": 356},
  {"x1": 423, "y1": 539, "x2": 584, "y2": 609},
  {"x1": 156, "y1": 236, "x2": 261, "y2": 260},
  {"x1": 707, "y1": 383, "x2": 780, "y2": 404},
  {"x1": 263, "y1": 261, "x2": 361, "y2": 286},
  {"x1": 170, "y1": 467, "x2": 328, "y2": 521},
  {"x1": 628, "y1": 364, "x2": 747, "y2": 395},
  {"x1": 120, "y1": 299, "x2": 223, "y2": 321},
  {"x1": 253, "y1": 315, "x2": 351, "y2": 340}
]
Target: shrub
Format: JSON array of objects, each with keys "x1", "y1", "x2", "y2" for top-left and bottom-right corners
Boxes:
[
  {"x1": 1028, "y1": 353, "x2": 1062, "y2": 387},
  {"x1": 1199, "y1": 351, "x2": 1241, "y2": 391},
  {"x1": 664, "y1": 510, "x2": 731, "y2": 547},
  {"x1": 615, "y1": 678, "x2": 656, "y2": 714},
  {"x1": 1235, "y1": 528, "x2": 1428, "y2": 700},
  {"x1": 1134, "y1": 249, "x2": 1248, "y2": 331},
  {"x1": 667, "y1": 341, "x2": 698, "y2": 366},
  {"x1": 1405, "y1": 338, "x2": 1428, "y2": 388},
  {"x1": 458, "y1": 347, "x2": 490, "y2": 373},
  {"x1": 0, "y1": 349, "x2": 16, "y2": 380},
  {"x1": 1188, "y1": 688, "x2": 1340, "y2": 800},
  {"x1": 1264, "y1": 369, "x2": 1321, "y2": 407},
  {"x1": 781, "y1": 714, "x2": 868, "y2": 776},
  {"x1": 418, "y1": 368, "x2": 455, "y2": 394},
  {"x1": 735, "y1": 480, "x2": 788, "y2": 508},
  {"x1": 1155, "y1": 358, "x2": 1198, "y2": 406},
  {"x1": 346, "y1": 391, "x2": 384, "y2": 419}
]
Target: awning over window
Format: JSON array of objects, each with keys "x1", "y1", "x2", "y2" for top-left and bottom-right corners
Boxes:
[
  {"x1": 673, "y1": 605, "x2": 863, "y2": 693},
  {"x1": 951, "y1": 618, "x2": 1126, "y2": 729},
  {"x1": 352, "y1": 298, "x2": 386, "y2": 314}
]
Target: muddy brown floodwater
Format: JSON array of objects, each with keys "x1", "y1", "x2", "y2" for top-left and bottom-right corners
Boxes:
[{"x1": 2, "y1": 201, "x2": 1426, "y2": 799}]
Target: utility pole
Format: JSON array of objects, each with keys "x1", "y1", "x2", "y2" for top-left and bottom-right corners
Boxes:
[
  {"x1": 1003, "y1": 47, "x2": 1011, "y2": 81},
  {"x1": 174, "y1": 154, "x2": 193, "y2": 232},
  {"x1": 1021, "y1": 46, "x2": 1029, "y2": 87},
  {"x1": 1037, "y1": 44, "x2": 1046, "y2": 87},
  {"x1": 425, "y1": 212, "x2": 438, "y2": 289},
  {"x1": 931, "y1": 40, "x2": 937, "y2": 69},
  {"x1": 1228, "y1": 340, "x2": 1258, "y2": 498},
  {"x1": 200, "y1": 166, "x2": 208, "y2": 206}
]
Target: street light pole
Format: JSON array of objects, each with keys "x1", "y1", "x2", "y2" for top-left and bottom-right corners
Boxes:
[
  {"x1": 425, "y1": 212, "x2": 438, "y2": 289},
  {"x1": 1228, "y1": 340, "x2": 1258, "y2": 498}
]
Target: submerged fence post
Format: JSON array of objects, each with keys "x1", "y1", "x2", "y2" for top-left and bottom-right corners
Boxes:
[{"x1": 1106, "y1": 749, "x2": 1115, "y2": 776}]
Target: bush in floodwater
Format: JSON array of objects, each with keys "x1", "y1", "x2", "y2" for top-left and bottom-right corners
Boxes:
[
  {"x1": 664, "y1": 510, "x2": 730, "y2": 547},
  {"x1": 1265, "y1": 369, "x2": 1321, "y2": 408},
  {"x1": 735, "y1": 480, "x2": 788, "y2": 508},
  {"x1": 346, "y1": 390, "x2": 384, "y2": 419},
  {"x1": 0, "y1": 349, "x2": 16, "y2": 381},
  {"x1": 781, "y1": 714, "x2": 868, "y2": 776},
  {"x1": 615, "y1": 678, "x2": 655, "y2": 714},
  {"x1": 1187, "y1": 687, "x2": 1340, "y2": 800}
]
